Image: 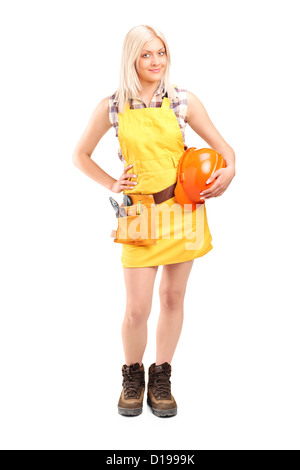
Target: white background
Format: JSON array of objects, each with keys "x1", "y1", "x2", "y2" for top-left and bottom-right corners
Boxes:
[{"x1": 0, "y1": 0, "x2": 299, "y2": 450}]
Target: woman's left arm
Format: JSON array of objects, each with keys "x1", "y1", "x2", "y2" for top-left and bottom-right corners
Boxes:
[{"x1": 186, "y1": 91, "x2": 236, "y2": 200}]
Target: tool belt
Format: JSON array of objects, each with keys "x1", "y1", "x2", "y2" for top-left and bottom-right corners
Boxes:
[{"x1": 111, "y1": 183, "x2": 176, "y2": 246}]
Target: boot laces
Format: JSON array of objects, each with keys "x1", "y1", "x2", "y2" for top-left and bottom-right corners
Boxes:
[
  {"x1": 151, "y1": 369, "x2": 171, "y2": 399},
  {"x1": 122, "y1": 365, "x2": 144, "y2": 399}
]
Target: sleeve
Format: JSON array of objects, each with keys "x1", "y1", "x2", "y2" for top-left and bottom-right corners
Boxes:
[
  {"x1": 108, "y1": 94, "x2": 119, "y2": 138},
  {"x1": 178, "y1": 88, "x2": 188, "y2": 124}
]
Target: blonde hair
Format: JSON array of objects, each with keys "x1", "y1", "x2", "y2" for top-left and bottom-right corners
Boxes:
[{"x1": 114, "y1": 25, "x2": 177, "y2": 114}]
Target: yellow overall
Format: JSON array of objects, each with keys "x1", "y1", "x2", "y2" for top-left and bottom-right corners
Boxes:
[{"x1": 118, "y1": 96, "x2": 213, "y2": 268}]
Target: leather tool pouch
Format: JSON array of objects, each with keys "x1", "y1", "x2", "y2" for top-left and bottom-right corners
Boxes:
[{"x1": 111, "y1": 194, "x2": 157, "y2": 246}]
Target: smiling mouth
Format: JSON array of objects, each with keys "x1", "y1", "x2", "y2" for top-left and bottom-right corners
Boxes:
[{"x1": 149, "y1": 68, "x2": 161, "y2": 72}]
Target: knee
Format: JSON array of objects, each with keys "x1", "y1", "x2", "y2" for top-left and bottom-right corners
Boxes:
[
  {"x1": 159, "y1": 288, "x2": 183, "y2": 311},
  {"x1": 124, "y1": 303, "x2": 150, "y2": 327}
]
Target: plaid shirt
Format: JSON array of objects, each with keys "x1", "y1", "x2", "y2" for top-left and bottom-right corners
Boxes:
[{"x1": 108, "y1": 85, "x2": 188, "y2": 163}]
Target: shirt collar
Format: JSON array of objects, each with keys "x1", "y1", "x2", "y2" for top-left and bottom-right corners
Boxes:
[
  {"x1": 112, "y1": 84, "x2": 179, "y2": 104},
  {"x1": 129, "y1": 83, "x2": 165, "y2": 103}
]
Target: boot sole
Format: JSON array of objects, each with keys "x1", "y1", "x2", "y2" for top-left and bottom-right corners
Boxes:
[
  {"x1": 147, "y1": 396, "x2": 177, "y2": 418},
  {"x1": 118, "y1": 406, "x2": 142, "y2": 417}
]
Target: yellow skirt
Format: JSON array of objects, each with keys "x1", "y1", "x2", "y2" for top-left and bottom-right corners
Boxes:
[{"x1": 121, "y1": 197, "x2": 213, "y2": 268}]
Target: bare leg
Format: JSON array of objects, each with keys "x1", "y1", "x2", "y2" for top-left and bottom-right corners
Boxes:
[
  {"x1": 156, "y1": 260, "x2": 194, "y2": 365},
  {"x1": 122, "y1": 266, "x2": 159, "y2": 366}
]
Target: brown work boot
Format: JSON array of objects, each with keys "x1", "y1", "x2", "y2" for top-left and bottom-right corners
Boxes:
[
  {"x1": 147, "y1": 362, "x2": 177, "y2": 417},
  {"x1": 118, "y1": 363, "x2": 145, "y2": 416}
]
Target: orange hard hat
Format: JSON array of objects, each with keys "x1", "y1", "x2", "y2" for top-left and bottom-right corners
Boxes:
[{"x1": 174, "y1": 147, "x2": 226, "y2": 210}]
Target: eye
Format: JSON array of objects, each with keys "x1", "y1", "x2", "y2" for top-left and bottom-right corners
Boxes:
[{"x1": 141, "y1": 51, "x2": 165, "y2": 58}]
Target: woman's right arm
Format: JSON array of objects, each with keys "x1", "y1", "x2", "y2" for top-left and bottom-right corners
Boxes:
[{"x1": 72, "y1": 97, "x2": 137, "y2": 192}]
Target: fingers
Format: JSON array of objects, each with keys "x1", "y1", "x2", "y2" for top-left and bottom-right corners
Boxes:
[
  {"x1": 122, "y1": 173, "x2": 137, "y2": 186},
  {"x1": 200, "y1": 185, "x2": 223, "y2": 199},
  {"x1": 208, "y1": 168, "x2": 225, "y2": 182},
  {"x1": 124, "y1": 164, "x2": 133, "y2": 173},
  {"x1": 123, "y1": 173, "x2": 137, "y2": 180},
  {"x1": 120, "y1": 165, "x2": 138, "y2": 190},
  {"x1": 123, "y1": 165, "x2": 137, "y2": 181},
  {"x1": 200, "y1": 174, "x2": 224, "y2": 199},
  {"x1": 120, "y1": 178, "x2": 137, "y2": 190},
  {"x1": 201, "y1": 190, "x2": 223, "y2": 199}
]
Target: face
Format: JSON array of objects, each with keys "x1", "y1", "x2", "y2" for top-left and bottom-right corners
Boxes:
[{"x1": 137, "y1": 37, "x2": 167, "y2": 84}]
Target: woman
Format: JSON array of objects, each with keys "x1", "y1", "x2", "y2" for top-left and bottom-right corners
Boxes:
[{"x1": 72, "y1": 25, "x2": 235, "y2": 418}]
